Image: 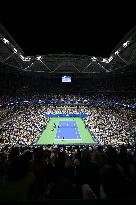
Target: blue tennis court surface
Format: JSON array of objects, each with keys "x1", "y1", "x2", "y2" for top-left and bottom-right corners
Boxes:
[{"x1": 56, "y1": 121, "x2": 81, "y2": 140}]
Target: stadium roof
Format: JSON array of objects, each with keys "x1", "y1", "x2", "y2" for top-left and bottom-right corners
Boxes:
[
  {"x1": 0, "y1": 22, "x2": 136, "y2": 73},
  {"x1": 0, "y1": 1, "x2": 136, "y2": 74}
]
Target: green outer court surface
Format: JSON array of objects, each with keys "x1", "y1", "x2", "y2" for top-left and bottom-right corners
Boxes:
[{"x1": 37, "y1": 117, "x2": 94, "y2": 145}]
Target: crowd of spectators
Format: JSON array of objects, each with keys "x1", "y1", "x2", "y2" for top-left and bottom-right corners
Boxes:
[
  {"x1": 0, "y1": 105, "x2": 49, "y2": 146},
  {"x1": 84, "y1": 107, "x2": 136, "y2": 145},
  {"x1": 0, "y1": 91, "x2": 136, "y2": 202},
  {"x1": 0, "y1": 93, "x2": 136, "y2": 147},
  {"x1": 0, "y1": 143, "x2": 136, "y2": 201}
]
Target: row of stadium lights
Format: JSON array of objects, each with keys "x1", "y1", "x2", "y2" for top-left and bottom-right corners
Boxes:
[{"x1": 0, "y1": 34, "x2": 130, "y2": 64}]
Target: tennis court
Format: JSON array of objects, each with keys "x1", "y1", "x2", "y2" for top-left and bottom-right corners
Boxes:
[
  {"x1": 37, "y1": 117, "x2": 94, "y2": 145},
  {"x1": 56, "y1": 120, "x2": 81, "y2": 140}
]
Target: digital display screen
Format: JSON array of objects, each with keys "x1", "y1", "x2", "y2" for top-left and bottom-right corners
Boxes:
[{"x1": 62, "y1": 75, "x2": 71, "y2": 83}]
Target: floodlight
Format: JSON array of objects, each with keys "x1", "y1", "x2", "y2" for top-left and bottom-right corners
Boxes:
[{"x1": 3, "y1": 38, "x2": 9, "y2": 44}]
